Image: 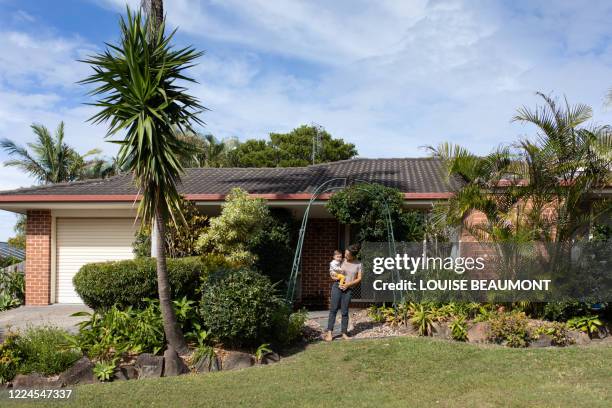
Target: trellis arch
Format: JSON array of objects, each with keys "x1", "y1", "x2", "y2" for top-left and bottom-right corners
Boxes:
[{"x1": 286, "y1": 178, "x2": 401, "y2": 305}]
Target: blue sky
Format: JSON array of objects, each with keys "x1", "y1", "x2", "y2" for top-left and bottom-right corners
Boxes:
[{"x1": 1, "y1": 0, "x2": 612, "y2": 240}]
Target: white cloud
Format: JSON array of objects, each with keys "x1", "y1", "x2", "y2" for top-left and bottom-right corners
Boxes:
[{"x1": 0, "y1": 31, "x2": 95, "y2": 89}]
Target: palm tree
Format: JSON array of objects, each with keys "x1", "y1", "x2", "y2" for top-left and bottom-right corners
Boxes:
[
  {"x1": 512, "y1": 92, "x2": 612, "y2": 243},
  {"x1": 80, "y1": 8, "x2": 204, "y2": 354},
  {"x1": 1, "y1": 122, "x2": 101, "y2": 184},
  {"x1": 177, "y1": 131, "x2": 233, "y2": 167},
  {"x1": 429, "y1": 93, "x2": 611, "y2": 245}
]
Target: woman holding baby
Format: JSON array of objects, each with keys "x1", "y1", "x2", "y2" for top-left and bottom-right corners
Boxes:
[{"x1": 324, "y1": 244, "x2": 362, "y2": 341}]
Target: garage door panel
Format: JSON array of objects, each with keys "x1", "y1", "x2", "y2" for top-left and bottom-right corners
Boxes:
[{"x1": 56, "y1": 218, "x2": 137, "y2": 304}]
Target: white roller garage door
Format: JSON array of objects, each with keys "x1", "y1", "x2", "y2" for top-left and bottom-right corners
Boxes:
[{"x1": 56, "y1": 218, "x2": 137, "y2": 304}]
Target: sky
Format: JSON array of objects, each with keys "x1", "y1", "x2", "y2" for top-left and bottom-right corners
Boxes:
[{"x1": 0, "y1": 0, "x2": 612, "y2": 240}]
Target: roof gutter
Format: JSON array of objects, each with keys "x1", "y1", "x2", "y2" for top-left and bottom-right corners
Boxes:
[{"x1": 0, "y1": 192, "x2": 454, "y2": 203}]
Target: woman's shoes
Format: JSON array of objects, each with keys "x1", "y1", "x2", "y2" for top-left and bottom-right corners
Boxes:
[
  {"x1": 341, "y1": 333, "x2": 351, "y2": 340},
  {"x1": 324, "y1": 331, "x2": 333, "y2": 342}
]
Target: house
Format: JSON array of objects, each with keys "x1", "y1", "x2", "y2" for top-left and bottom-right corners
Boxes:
[
  {"x1": 0, "y1": 242, "x2": 25, "y2": 261},
  {"x1": 0, "y1": 158, "x2": 463, "y2": 306}
]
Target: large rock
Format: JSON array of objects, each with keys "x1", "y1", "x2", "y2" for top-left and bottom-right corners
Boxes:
[
  {"x1": 569, "y1": 331, "x2": 591, "y2": 346},
  {"x1": 12, "y1": 373, "x2": 60, "y2": 389},
  {"x1": 194, "y1": 354, "x2": 220, "y2": 373},
  {"x1": 222, "y1": 351, "x2": 253, "y2": 371},
  {"x1": 431, "y1": 322, "x2": 451, "y2": 340},
  {"x1": 530, "y1": 334, "x2": 553, "y2": 348},
  {"x1": 259, "y1": 352, "x2": 280, "y2": 365},
  {"x1": 113, "y1": 365, "x2": 139, "y2": 381},
  {"x1": 59, "y1": 357, "x2": 95, "y2": 386},
  {"x1": 163, "y1": 346, "x2": 190, "y2": 377},
  {"x1": 467, "y1": 322, "x2": 490, "y2": 344},
  {"x1": 135, "y1": 353, "x2": 164, "y2": 378}
]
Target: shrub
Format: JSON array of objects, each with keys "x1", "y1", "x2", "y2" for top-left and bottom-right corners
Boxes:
[
  {"x1": 0, "y1": 332, "x2": 21, "y2": 383},
  {"x1": 543, "y1": 301, "x2": 592, "y2": 322},
  {"x1": 567, "y1": 315, "x2": 603, "y2": 338},
  {"x1": 270, "y1": 307, "x2": 308, "y2": 347},
  {"x1": 450, "y1": 316, "x2": 468, "y2": 341},
  {"x1": 0, "y1": 269, "x2": 24, "y2": 311},
  {"x1": 196, "y1": 188, "x2": 270, "y2": 265},
  {"x1": 250, "y1": 208, "x2": 296, "y2": 287},
  {"x1": 487, "y1": 312, "x2": 530, "y2": 347},
  {"x1": 409, "y1": 303, "x2": 435, "y2": 336},
  {"x1": 133, "y1": 199, "x2": 209, "y2": 258},
  {"x1": 15, "y1": 327, "x2": 81, "y2": 376},
  {"x1": 367, "y1": 305, "x2": 387, "y2": 323},
  {"x1": 0, "y1": 256, "x2": 21, "y2": 269},
  {"x1": 199, "y1": 269, "x2": 286, "y2": 348},
  {"x1": 326, "y1": 183, "x2": 426, "y2": 242},
  {"x1": 72, "y1": 300, "x2": 165, "y2": 359},
  {"x1": 74, "y1": 255, "x2": 236, "y2": 310},
  {"x1": 535, "y1": 322, "x2": 574, "y2": 346}
]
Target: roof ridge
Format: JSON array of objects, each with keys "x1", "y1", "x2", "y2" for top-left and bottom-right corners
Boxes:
[{"x1": 184, "y1": 157, "x2": 441, "y2": 171}]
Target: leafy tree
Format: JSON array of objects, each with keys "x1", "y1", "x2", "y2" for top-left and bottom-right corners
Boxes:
[
  {"x1": 227, "y1": 125, "x2": 357, "y2": 167},
  {"x1": 326, "y1": 183, "x2": 426, "y2": 242},
  {"x1": 81, "y1": 8, "x2": 204, "y2": 353},
  {"x1": 196, "y1": 188, "x2": 269, "y2": 265},
  {"x1": 0, "y1": 122, "x2": 101, "y2": 183},
  {"x1": 7, "y1": 215, "x2": 26, "y2": 250}
]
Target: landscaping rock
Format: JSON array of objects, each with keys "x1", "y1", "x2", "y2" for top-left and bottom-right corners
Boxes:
[
  {"x1": 260, "y1": 352, "x2": 280, "y2": 365},
  {"x1": 163, "y1": 346, "x2": 190, "y2": 377},
  {"x1": 59, "y1": 357, "x2": 96, "y2": 386},
  {"x1": 12, "y1": 373, "x2": 61, "y2": 389},
  {"x1": 113, "y1": 365, "x2": 139, "y2": 381},
  {"x1": 135, "y1": 353, "x2": 164, "y2": 378},
  {"x1": 303, "y1": 319, "x2": 323, "y2": 342},
  {"x1": 467, "y1": 322, "x2": 490, "y2": 343},
  {"x1": 569, "y1": 331, "x2": 591, "y2": 346},
  {"x1": 432, "y1": 322, "x2": 451, "y2": 340},
  {"x1": 194, "y1": 354, "x2": 220, "y2": 373},
  {"x1": 530, "y1": 334, "x2": 553, "y2": 348},
  {"x1": 222, "y1": 351, "x2": 254, "y2": 371}
]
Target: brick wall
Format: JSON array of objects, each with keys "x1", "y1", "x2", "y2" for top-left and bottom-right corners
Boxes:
[
  {"x1": 25, "y1": 210, "x2": 52, "y2": 305},
  {"x1": 299, "y1": 218, "x2": 339, "y2": 308}
]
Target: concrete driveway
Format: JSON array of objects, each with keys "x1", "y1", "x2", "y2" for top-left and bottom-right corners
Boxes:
[{"x1": 0, "y1": 304, "x2": 92, "y2": 341}]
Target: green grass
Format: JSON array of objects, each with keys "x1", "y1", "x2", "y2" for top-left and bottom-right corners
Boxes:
[{"x1": 4, "y1": 338, "x2": 611, "y2": 408}]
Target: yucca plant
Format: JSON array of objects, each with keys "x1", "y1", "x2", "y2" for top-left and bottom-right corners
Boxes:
[{"x1": 80, "y1": 8, "x2": 205, "y2": 354}]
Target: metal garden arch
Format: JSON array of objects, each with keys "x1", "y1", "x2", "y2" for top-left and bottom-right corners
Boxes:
[{"x1": 286, "y1": 178, "x2": 401, "y2": 305}]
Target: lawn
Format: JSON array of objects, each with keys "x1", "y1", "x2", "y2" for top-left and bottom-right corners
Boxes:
[{"x1": 4, "y1": 337, "x2": 611, "y2": 408}]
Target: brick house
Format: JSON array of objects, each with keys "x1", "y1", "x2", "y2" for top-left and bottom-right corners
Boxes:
[{"x1": 0, "y1": 158, "x2": 463, "y2": 307}]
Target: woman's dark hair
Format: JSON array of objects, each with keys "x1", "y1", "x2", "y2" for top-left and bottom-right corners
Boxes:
[{"x1": 346, "y1": 243, "x2": 361, "y2": 257}]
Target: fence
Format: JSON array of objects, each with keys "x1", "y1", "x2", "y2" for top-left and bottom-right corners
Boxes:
[{"x1": 0, "y1": 261, "x2": 25, "y2": 275}]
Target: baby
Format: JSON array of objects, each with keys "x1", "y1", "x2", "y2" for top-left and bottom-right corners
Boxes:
[{"x1": 329, "y1": 250, "x2": 346, "y2": 285}]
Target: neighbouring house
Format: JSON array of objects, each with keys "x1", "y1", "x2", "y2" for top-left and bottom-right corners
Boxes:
[
  {"x1": 0, "y1": 158, "x2": 463, "y2": 307},
  {"x1": 0, "y1": 241, "x2": 25, "y2": 262}
]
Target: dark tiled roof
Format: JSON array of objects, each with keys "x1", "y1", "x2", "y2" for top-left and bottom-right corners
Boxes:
[
  {"x1": 0, "y1": 242, "x2": 25, "y2": 260},
  {"x1": 0, "y1": 158, "x2": 462, "y2": 197}
]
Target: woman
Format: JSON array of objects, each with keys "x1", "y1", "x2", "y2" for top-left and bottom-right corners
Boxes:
[{"x1": 324, "y1": 244, "x2": 362, "y2": 341}]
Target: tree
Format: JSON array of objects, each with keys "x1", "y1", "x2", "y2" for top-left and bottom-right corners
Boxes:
[
  {"x1": 176, "y1": 131, "x2": 235, "y2": 168},
  {"x1": 428, "y1": 93, "x2": 612, "y2": 245},
  {"x1": 7, "y1": 215, "x2": 26, "y2": 250},
  {"x1": 80, "y1": 8, "x2": 204, "y2": 354},
  {"x1": 0, "y1": 122, "x2": 101, "y2": 184},
  {"x1": 512, "y1": 93, "x2": 611, "y2": 243},
  {"x1": 226, "y1": 125, "x2": 357, "y2": 167}
]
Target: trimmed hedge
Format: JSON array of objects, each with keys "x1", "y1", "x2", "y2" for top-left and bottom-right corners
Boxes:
[{"x1": 74, "y1": 255, "x2": 235, "y2": 310}]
